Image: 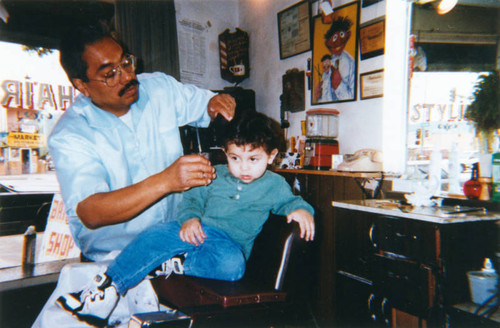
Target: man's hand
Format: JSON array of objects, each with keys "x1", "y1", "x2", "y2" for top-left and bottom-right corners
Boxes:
[
  {"x1": 287, "y1": 209, "x2": 315, "y2": 242},
  {"x1": 162, "y1": 154, "x2": 216, "y2": 192},
  {"x1": 179, "y1": 218, "x2": 206, "y2": 246},
  {"x1": 207, "y1": 94, "x2": 235, "y2": 121}
]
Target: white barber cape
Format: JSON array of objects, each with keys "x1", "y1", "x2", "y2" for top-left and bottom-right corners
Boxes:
[{"x1": 32, "y1": 260, "x2": 159, "y2": 328}]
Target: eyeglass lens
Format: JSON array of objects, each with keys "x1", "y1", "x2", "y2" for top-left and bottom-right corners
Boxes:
[{"x1": 105, "y1": 55, "x2": 136, "y2": 87}]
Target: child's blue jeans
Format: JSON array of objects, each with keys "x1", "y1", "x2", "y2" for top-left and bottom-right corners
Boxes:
[{"x1": 105, "y1": 221, "x2": 246, "y2": 295}]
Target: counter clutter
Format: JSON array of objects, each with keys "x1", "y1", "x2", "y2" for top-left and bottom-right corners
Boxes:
[{"x1": 332, "y1": 199, "x2": 500, "y2": 224}]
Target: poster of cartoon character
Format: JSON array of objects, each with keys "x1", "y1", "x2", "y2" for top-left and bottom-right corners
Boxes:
[{"x1": 312, "y1": 1, "x2": 359, "y2": 104}]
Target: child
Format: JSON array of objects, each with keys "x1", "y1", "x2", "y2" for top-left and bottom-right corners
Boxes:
[{"x1": 56, "y1": 112, "x2": 315, "y2": 327}]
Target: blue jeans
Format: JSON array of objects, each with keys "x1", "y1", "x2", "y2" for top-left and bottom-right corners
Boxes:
[{"x1": 106, "y1": 221, "x2": 246, "y2": 295}]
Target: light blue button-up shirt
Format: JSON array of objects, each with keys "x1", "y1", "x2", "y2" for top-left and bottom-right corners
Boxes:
[{"x1": 48, "y1": 72, "x2": 214, "y2": 261}]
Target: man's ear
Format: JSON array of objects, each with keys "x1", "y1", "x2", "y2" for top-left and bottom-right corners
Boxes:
[
  {"x1": 268, "y1": 148, "x2": 279, "y2": 165},
  {"x1": 72, "y1": 78, "x2": 90, "y2": 97}
]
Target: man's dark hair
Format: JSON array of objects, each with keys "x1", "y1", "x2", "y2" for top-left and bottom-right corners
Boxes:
[
  {"x1": 59, "y1": 23, "x2": 121, "y2": 82},
  {"x1": 324, "y1": 16, "x2": 353, "y2": 41},
  {"x1": 223, "y1": 112, "x2": 285, "y2": 154},
  {"x1": 321, "y1": 54, "x2": 331, "y2": 62}
]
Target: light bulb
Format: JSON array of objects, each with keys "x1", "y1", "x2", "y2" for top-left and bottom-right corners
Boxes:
[{"x1": 437, "y1": 0, "x2": 457, "y2": 15}]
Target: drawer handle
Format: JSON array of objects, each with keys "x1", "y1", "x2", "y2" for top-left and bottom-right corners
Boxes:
[
  {"x1": 368, "y1": 293, "x2": 377, "y2": 321},
  {"x1": 369, "y1": 223, "x2": 378, "y2": 248},
  {"x1": 381, "y1": 297, "x2": 390, "y2": 326}
]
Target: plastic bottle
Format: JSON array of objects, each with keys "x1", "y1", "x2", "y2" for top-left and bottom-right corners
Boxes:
[
  {"x1": 463, "y1": 163, "x2": 481, "y2": 199},
  {"x1": 482, "y1": 258, "x2": 496, "y2": 274},
  {"x1": 428, "y1": 145, "x2": 442, "y2": 195},
  {"x1": 448, "y1": 142, "x2": 461, "y2": 194},
  {"x1": 491, "y1": 152, "x2": 500, "y2": 201}
]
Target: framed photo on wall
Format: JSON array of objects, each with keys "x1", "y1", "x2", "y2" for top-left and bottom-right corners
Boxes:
[
  {"x1": 362, "y1": 0, "x2": 384, "y2": 7},
  {"x1": 277, "y1": 1, "x2": 312, "y2": 59},
  {"x1": 360, "y1": 69, "x2": 384, "y2": 99},
  {"x1": 311, "y1": 1, "x2": 359, "y2": 105},
  {"x1": 359, "y1": 18, "x2": 385, "y2": 60}
]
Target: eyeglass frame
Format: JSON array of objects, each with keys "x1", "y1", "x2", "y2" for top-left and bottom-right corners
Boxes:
[{"x1": 87, "y1": 54, "x2": 137, "y2": 87}]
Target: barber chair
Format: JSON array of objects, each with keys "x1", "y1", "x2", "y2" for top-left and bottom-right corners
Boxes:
[{"x1": 151, "y1": 215, "x2": 313, "y2": 327}]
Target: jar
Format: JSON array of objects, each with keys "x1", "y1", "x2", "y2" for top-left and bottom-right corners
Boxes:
[{"x1": 305, "y1": 109, "x2": 339, "y2": 139}]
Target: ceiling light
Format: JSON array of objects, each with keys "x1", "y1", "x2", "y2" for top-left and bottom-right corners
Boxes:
[
  {"x1": 0, "y1": 1, "x2": 9, "y2": 23},
  {"x1": 437, "y1": 0, "x2": 457, "y2": 14}
]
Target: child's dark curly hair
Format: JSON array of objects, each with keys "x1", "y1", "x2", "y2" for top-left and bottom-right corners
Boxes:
[{"x1": 222, "y1": 112, "x2": 285, "y2": 154}]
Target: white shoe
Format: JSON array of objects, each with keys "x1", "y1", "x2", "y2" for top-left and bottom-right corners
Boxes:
[
  {"x1": 154, "y1": 254, "x2": 185, "y2": 277},
  {"x1": 56, "y1": 273, "x2": 119, "y2": 327},
  {"x1": 154, "y1": 258, "x2": 174, "y2": 277}
]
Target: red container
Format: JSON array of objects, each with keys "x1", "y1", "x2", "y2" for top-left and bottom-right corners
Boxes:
[{"x1": 304, "y1": 139, "x2": 339, "y2": 170}]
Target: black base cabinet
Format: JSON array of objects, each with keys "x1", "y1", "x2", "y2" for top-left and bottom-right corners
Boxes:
[
  {"x1": 334, "y1": 207, "x2": 498, "y2": 328},
  {"x1": 276, "y1": 170, "x2": 499, "y2": 327}
]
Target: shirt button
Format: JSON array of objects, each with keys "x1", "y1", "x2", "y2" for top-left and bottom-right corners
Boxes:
[
  {"x1": 237, "y1": 185, "x2": 243, "y2": 191},
  {"x1": 235, "y1": 194, "x2": 240, "y2": 200}
]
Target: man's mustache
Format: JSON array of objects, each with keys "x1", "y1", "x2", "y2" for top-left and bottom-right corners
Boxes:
[{"x1": 119, "y1": 79, "x2": 139, "y2": 97}]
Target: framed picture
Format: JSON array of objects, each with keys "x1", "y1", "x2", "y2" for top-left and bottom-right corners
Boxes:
[
  {"x1": 311, "y1": 1, "x2": 359, "y2": 104},
  {"x1": 360, "y1": 69, "x2": 384, "y2": 99},
  {"x1": 359, "y1": 18, "x2": 385, "y2": 60},
  {"x1": 277, "y1": 1, "x2": 312, "y2": 59},
  {"x1": 362, "y1": 0, "x2": 384, "y2": 7}
]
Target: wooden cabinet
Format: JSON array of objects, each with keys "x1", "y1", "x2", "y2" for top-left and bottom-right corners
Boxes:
[
  {"x1": 333, "y1": 207, "x2": 498, "y2": 328},
  {"x1": 276, "y1": 170, "x2": 366, "y2": 326}
]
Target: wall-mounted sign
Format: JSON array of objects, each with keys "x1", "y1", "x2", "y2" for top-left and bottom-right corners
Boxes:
[{"x1": 219, "y1": 28, "x2": 250, "y2": 84}]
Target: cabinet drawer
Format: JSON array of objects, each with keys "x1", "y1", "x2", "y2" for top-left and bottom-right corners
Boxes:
[
  {"x1": 373, "y1": 254, "x2": 436, "y2": 318},
  {"x1": 371, "y1": 215, "x2": 438, "y2": 263}
]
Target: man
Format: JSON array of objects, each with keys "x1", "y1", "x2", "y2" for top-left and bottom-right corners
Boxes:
[
  {"x1": 49, "y1": 24, "x2": 235, "y2": 262},
  {"x1": 324, "y1": 16, "x2": 355, "y2": 100}
]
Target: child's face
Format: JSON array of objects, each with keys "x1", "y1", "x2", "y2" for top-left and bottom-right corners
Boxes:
[{"x1": 224, "y1": 143, "x2": 278, "y2": 184}]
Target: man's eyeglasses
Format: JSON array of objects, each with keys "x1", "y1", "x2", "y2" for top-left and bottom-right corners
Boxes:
[{"x1": 88, "y1": 54, "x2": 137, "y2": 87}]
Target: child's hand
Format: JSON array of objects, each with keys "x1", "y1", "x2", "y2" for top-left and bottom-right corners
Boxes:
[
  {"x1": 287, "y1": 209, "x2": 315, "y2": 241},
  {"x1": 179, "y1": 218, "x2": 206, "y2": 246}
]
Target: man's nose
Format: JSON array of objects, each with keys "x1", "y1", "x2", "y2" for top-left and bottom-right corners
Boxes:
[{"x1": 119, "y1": 67, "x2": 134, "y2": 84}]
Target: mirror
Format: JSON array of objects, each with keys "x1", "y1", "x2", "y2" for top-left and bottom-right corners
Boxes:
[{"x1": 405, "y1": 1, "x2": 499, "y2": 197}]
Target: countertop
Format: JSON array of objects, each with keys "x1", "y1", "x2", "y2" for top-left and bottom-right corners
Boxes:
[
  {"x1": 272, "y1": 168, "x2": 387, "y2": 178},
  {"x1": 332, "y1": 199, "x2": 500, "y2": 224},
  {"x1": 0, "y1": 232, "x2": 79, "y2": 292}
]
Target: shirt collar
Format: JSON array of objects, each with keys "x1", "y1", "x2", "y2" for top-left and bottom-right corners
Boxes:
[{"x1": 75, "y1": 81, "x2": 149, "y2": 129}]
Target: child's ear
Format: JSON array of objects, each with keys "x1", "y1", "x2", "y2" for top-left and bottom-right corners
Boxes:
[{"x1": 268, "y1": 148, "x2": 279, "y2": 165}]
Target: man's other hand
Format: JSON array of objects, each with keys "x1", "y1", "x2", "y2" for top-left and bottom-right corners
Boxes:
[{"x1": 207, "y1": 94, "x2": 235, "y2": 121}]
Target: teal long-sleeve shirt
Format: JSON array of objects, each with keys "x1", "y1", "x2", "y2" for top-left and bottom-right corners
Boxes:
[{"x1": 176, "y1": 165, "x2": 314, "y2": 259}]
